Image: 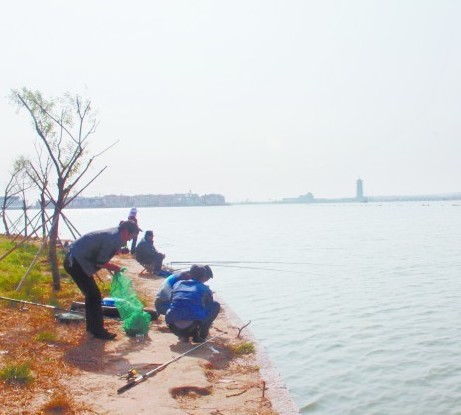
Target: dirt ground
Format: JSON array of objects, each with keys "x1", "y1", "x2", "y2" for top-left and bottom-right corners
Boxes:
[{"x1": 0, "y1": 256, "x2": 298, "y2": 414}]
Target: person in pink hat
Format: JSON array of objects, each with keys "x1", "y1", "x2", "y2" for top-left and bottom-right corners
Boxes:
[{"x1": 128, "y1": 207, "x2": 139, "y2": 254}]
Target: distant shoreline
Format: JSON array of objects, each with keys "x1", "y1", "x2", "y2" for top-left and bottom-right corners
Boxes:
[
  {"x1": 4, "y1": 192, "x2": 461, "y2": 210},
  {"x1": 235, "y1": 194, "x2": 461, "y2": 205}
]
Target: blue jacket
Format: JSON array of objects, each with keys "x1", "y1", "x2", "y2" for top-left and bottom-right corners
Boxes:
[
  {"x1": 165, "y1": 279, "x2": 213, "y2": 323},
  {"x1": 155, "y1": 272, "x2": 188, "y2": 302}
]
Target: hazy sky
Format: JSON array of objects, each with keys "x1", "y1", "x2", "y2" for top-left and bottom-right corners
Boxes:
[{"x1": 1, "y1": 1, "x2": 460, "y2": 202}]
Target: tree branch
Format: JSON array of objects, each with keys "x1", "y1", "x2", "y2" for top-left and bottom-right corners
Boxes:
[
  {"x1": 16, "y1": 94, "x2": 60, "y2": 173},
  {"x1": 65, "y1": 165, "x2": 107, "y2": 206}
]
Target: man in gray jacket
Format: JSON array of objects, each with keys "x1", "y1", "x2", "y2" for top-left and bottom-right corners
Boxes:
[{"x1": 64, "y1": 220, "x2": 140, "y2": 340}]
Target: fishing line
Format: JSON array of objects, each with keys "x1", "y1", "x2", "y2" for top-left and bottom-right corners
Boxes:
[
  {"x1": 171, "y1": 260, "x2": 343, "y2": 267},
  {"x1": 145, "y1": 233, "x2": 188, "y2": 251},
  {"x1": 167, "y1": 263, "x2": 330, "y2": 277},
  {"x1": 204, "y1": 263, "x2": 329, "y2": 276}
]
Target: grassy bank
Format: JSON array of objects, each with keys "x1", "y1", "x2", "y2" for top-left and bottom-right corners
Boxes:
[
  {"x1": 0, "y1": 235, "x2": 104, "y2": 414},
  {"x1": 0, "y1": 235, "x2": 111, "y2": 306}
]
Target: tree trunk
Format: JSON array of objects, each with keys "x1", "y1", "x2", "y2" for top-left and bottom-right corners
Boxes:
[
  {"x1": 1, "y1": 202, "x2": 9, "y2": 236},
  {"x1": 48, "y1": 206, "x2": 62, "y2": 291},
  {"x1": 23, "y1": 199, "x2": 28, "y2": 237},
  {"x1": 40, "y1": 194, "x2": 47, "y2": 242}
]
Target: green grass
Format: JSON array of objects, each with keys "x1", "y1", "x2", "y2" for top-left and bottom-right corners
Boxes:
[
  {"x1": 0, "y1": 238, "x2": 43, "y2": 293},
  {"x1": 0, "y1": 235, "x2": 84, "y2": 309},
  {"x1": 0, "y1": 362, "x2": 33, "y2": 385},
  {"x1": 36, "y1": 331, "x2": 57, "y2": 342},
  {"x1": 230, "y1": 341, "x2": 256, "y2": 356}
]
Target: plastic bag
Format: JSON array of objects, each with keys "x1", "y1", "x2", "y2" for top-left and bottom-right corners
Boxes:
[{"x1": 110, "y1": 270, "x2": 151, "y2": 336}]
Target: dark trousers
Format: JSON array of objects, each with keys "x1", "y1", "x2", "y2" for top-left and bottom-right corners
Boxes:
[
  {"x1": 154, "y1": 298, "x2": 170, "y2": 315},
  {"x1": 168, "y1": 321, "x2": 200, "y2": 339},
  {"x1": 64, "y1": 254, "x2": 104, "y2": 334},
  {"x1": 198, "y1": 301, "x2": 221, "y2": 338},
  {"x1": 130, "y1": 236, "x2": 138, "y2": 255},
  {"x1": 152, "y1": 253, "x2": 164, "y2": 272},
  {"x1": 169, "y1": 301, "x2": 221, "y2": 340},
  {"x1": 140, "y1": 253, "x2": 164, "y2": 273}
]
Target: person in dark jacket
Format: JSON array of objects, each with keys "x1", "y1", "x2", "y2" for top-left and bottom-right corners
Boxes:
[
  {"x1": 166, "y1": 265, "x2": 220, "y2": 343},
  {"x1": 63, "y1": 220, "x2": 140, "y2": 340},
  {"x1": 135, "y1": 230, "x2": 165, "y2": 273}
]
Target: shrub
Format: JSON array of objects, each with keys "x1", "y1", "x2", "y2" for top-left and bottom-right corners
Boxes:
[
  {"x1": 0, "y1": 362, "x2": 33, "y2": 385},
  {"x1": 40, "y1": 392, "x2": 75, "y2": 414}
]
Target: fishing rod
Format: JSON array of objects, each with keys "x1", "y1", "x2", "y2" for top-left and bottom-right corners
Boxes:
[
  {"x1": 171, "y1": 260, "x2": 343, "y2": 267},
  {"x1": 0, "y1": 296, "x2": 84, "y2": 315},
  {"x1": 169, "y1": 262, "x2": 329, "y2": 276},
  {"x1": 169, "y1": 263, "x2": 291, "y2": 273},
  {"x1": 205, "y1": 263, "x2": 302, "y2": 273},
  {"x1": 117, "y1": 332, "x2": 226, "y2": 394}
]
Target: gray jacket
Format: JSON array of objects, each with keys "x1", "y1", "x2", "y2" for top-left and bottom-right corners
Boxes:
[{"x1": 69, "y1": 227, "x2": 124, "y2": 276}]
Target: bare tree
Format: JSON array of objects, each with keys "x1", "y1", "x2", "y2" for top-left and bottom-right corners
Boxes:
[
  {"x1": 24, "y1": 144, "x2": 53, "y2": 241},
  {"x1": 1, "y1": 158, "x2": 29, "y2": 236},
  {"x1": 11, "y1": 88, "x2": 113, "y2": 291}
]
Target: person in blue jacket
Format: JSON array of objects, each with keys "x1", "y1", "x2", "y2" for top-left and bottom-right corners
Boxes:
[
  {"x1": 154, "y1": 265, "x2": 204, "y2": 315},
  {"x1": 165, "y1": 265, "x2": 220, "y2": 343}
]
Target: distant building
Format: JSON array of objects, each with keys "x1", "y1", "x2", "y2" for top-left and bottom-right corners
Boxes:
[
  {"x1": 201, "y1": 193, "x2": 226, "y2": 205},
  {"x1": 64, "y1": 192, "x2": 227, "y2": 209},
  {"x1": 281, "y1": 192, "x2": 315, "y2": 204},
  {"x1": 279, "y1": 179, "x2": 368, "y2": 204},
  {"x1": 0, "y1": 196, "x2": 23, "y2": 209},
  {"x1": 246, "y1": 178, "x2": 461, "y2": 205}
]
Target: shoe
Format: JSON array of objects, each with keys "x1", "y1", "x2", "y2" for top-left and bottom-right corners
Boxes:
[
  {"x1": 178, "y1": 336, "x2": 189, "y2": 343},
  {"x1": 92, "y1": 330, "x2": 117, "y2": 340},
  {"x1": 192, "y1": 336, "x2": 206, "y2": 343}
]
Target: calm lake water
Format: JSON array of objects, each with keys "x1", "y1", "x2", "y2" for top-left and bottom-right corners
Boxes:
[{"x1": 6, "y1": 202, "x2": 461, "y2": 414}]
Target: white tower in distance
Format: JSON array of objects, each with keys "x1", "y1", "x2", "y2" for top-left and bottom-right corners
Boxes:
[{"x1": 356, "y1": 178, "x2": 364, "y2": 201}]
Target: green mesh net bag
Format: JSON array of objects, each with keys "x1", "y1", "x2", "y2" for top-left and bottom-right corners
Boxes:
[{"x1": 110, "y1": 269, "x2": 151, "y2": 336}]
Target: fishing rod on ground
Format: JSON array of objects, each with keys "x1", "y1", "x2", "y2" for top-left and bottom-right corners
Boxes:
[
  {"x1": 0, "y1": 296, "x2": 121, "y2": 321},
  {"x1": 0, "y1": 296, "x2": 85, "y2": 315},
  {"x1": 117, "y1": 332, "x2": 226, "y2": 394}
]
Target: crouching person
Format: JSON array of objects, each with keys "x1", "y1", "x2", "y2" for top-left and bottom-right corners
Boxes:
[
  {"x1": 154, "y1": 265, "x2": 203, "y2": 315},
  {"x1": 165, "y1": 265, "x2": 220, "y2": 343}
]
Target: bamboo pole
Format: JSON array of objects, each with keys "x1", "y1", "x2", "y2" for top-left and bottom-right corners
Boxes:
[{"x1": 15, "y1": 234, "x2": 49, "y2": 291}]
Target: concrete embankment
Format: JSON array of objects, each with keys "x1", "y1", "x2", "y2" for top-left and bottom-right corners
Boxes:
[{"x1": 62, "y1": 255, "x2": 300, "y2": 414}]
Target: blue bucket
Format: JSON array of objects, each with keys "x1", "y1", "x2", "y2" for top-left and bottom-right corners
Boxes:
[{"x1": 102, "y1": 297, "x2": 115, "y2": 307}]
